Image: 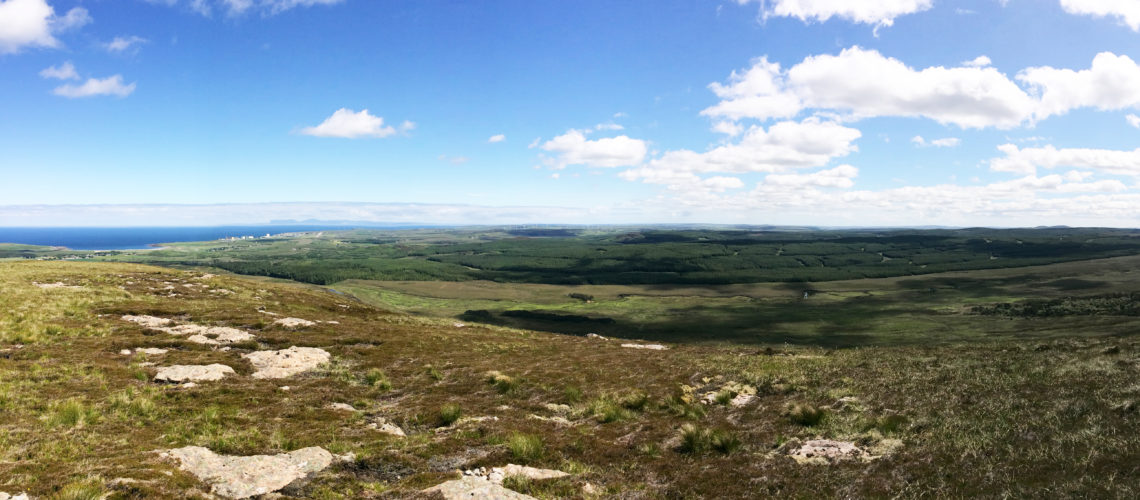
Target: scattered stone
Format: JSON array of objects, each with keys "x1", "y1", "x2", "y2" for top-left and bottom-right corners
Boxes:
[
  {"x1": 582, "y1": 482, "x2": 599, "y2": 495},
  {"x1": 154, "y1": 364, "x2": 235, "y2": 383},
  {"x1": 324, "y1": 320, "x2": 340, "y2": 325},
  {"x1": 621, "y1": 343, "x2": 668, "y2": 350},
  {"x1": 543, "y1": 403, "x2": 571, "y2": 414},
  {"x1": 274, "y1": 317, "x2": 316, "y2": 329},
  {"x1": 456, "y1": 416, "x2": 499, "y2": 425},
  {"x1": 729, "y1": 393, "x2": 756, "y2": 407},
  {"x1": 327, "y1": 403, "x2": 356, "y2": 412},
  {"x1": 242, "y1": 347, "x2": 331, "y2": 379},
  {"x1": 586, "y1": 333, "x2": 607, "y2": 340},
  {"x1": 139, "y1": 362, "x2": 157, "y2": 367},
  {"x1": 367, "y1": 417, "x2": 406, "y2": 437},
  {"x1": 279, "y1": 386, "x2": 291, "y2": 391},
  {"x1": 453, "y1": 322, "x2": 466, "y2": 328},
  {"x1": 0, "y1": 492, "x2": 30, "y2": 500},
  {"x1": 136, "y1": 347, "x2": 170, "y2": 356},
  {"x1": 424, "y1": 476, "x2": 537, "y2": 500},
  {"x1": 182, "y1": 382, "x2": 198, "y2": 389},
  {"x1": 122, "y1": 316, "x2": 255, "y2": 345},
  {"x1": 120, "y1": 349, "x2": 133, "y2": 356},
  {"x1": 164, "y1": 446, "x2": 333, "y2": 499},
  {"x1": 527, "y1": 414, "x2": 573, "y2": 426}
]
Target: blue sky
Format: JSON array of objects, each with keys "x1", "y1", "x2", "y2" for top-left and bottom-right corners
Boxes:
[{"x1": 2, "y1": 0, "x2": 1140, "y2": 226}]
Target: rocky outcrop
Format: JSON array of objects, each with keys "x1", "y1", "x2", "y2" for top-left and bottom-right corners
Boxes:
[
  {"x1": 154, "y1": 364, "x2": 235, "y2": 383},
  {"x1": 242, "y1": 347, "x2": 330, "y2": 379},
  {"x1": 121, "y1": 315, "x2": 255, "y2": 345},
  {"x1": 621, "y1": 343, "x2": 668, "y2": 350},
  {"x1": 465, "y1": 464, "x2": 571, "y2": 484},
  {"x1": 273, "y1": 317, "x2": 316, "y2": 329},
  {"x1": 164, "y1": 446, "x2": 333, "y2": 499},
  {"x1": 423, "y1": 476, "x2": 537, "y2": 499}
]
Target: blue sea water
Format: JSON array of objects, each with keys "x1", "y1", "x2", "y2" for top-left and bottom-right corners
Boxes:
[{"x1": 0, "y1": 226, "x2": 358, "y2": 250}]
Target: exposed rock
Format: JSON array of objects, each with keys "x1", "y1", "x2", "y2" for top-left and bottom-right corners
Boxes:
[
  {"x1": 164, "y1": 446, "x2": 333, "y2": 499},
  {"x1": 543, "y1": 403, "x2": 571, "y2": 414},
  {"x1": 274, "y1": 317, "x2": 316, "y2": 329},
  {"x1": 367, "y1": 417, "x2": 406, "y2": 437},
  {"x1": 120, "y1": 349, "x2": 133, "y2": 356},
  {"x1": 34, "y1": 281, "x2": 81, "y2": 289},
  {"x1": 122, "y1": 315, "x2": 174, "y2": 328},
  {"x1": 729, "y1": 393, "x2": 756, "y2": 407},
  {"x1": 136, "y1": 347, "x2": 170, "y2": 356},
  {"x1": 527, "y1": 414, "x2": 572, "y2": 426},
  {"x1": 466, "y1": 464, "x2": 570, "y2": 485},
  {"x1": 0, "y1": 492, "x2": 30, "y2": 500},
  {"x1": 784, "y1": 439, "x2": 871, "y2": 464},
  {"x1": 242, "y1": 347, "x2": 330, "y2": 379},
  {"x1": 586, "y1": 333, "x2": 607, "y2": 340},
  {"x1": 621, "y1": 343, "x2": 668, "y2": 351},
  {"x1": 167, "y1": 325, "x2": 255, "y2": 345},
  {"x1": 327, "y1": 403, "x2": 356, "y2": 412},
  {"x1": 424, "y1": 476, "x2": 537, "y2": 500},
  {"x1": 453, "y1": 322, "x2": 466, "y2": 328},
  {"x1": 154, "y1": 364, "x2": 235, "y2": 383},
  {"x1": 582, "y1": 482, "x2": 599, "y2": 495}
]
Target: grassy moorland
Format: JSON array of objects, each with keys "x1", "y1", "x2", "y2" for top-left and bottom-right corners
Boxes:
[{"x1": 1, "y1": 257, "x2": 1140, "y2": 498}]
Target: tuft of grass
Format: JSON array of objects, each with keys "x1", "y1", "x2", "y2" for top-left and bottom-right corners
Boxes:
[
  {"x1": 485, "y1": 370, "x2": 518, "y2": 395},
  {"x1": 586, "y1": 397, "x2": 633, "y2": 423},
  {"x1": 678, "y1": 424, "x2": 742, "y2": 455},
  {"x1": 864, "y1": 414, "x2": 909, "y2": 435},
  {"x1": 438, "y1": 403, "x2": 463, "y2": 427},
  {"x1": 786, "y1": 403, "x2": 827, "y2": 426},
  {"x1": 501, "y1": 474, "x2": 532, "y2": 492},
  {"x1": 507, "y1": 432, "x2": 544, "y2": 462},
  {"x1": 425, "y1": 365, "x2": 444, "y2": 381},
  {"x1": 365, "y1": 368, "x2": 392, "y2": 391},
  {"x1": 618, "y1": 390, "x2": 649, "y2": 411},
  {"x1": 663, "y1": 394, "x2": 706, "y2": 420},
  {"x1": 47, "y1": 400, "x2": 97, "y2": 429},
  {"x1": 51, "y1": 478, "x2": 106, "y2": 500},
  {"x1": 563, "y1": 385, "x2": 583, "y2": 404},
  {"x1": 108, "y1": 388, "x2": 159, "y2": 422}
]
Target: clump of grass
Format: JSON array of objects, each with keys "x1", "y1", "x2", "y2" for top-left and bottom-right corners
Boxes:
[
  {"x1": 618, "y1": 390, "x2": 649, "y2": 411},
  {"x1": 637, "y1": 442, "x2": 662, "y2": 458},
  {"x1": 438, "y1": 403, "x2": 463, "y2": 427},
  {"x1": 678, "y1": 424, "x2": 742, "y2": 455},
  {"x1": 786, "y1": 403, "x2": 827, "y2": 426},
  {"x1": 714, "y1": 388, "x2": 738, "y2": 405},
  {"x1": 47, "y1": 400, "x2": 97, "y2": 429},
  {"x1": 864, "y1": 414, "x2": 908, "y2": 435},
  {"x1": 507, "y1": 432, "x2": 544, "y2": 462},
  {"x1": 108, "y1": 388, "x2": 159, "y2": 422},
  {"x1": 663, "y1": 394, "x2": 706, "y2": 420},
  {"x1": 485, "y1": 370, "x2": 518, "y2": 395},
  {"x1": 51, "y1": 478, "x2": 106, "y2": 500},
  {"x1": 365, "y1": 368, "x2": 392, "y2": 391},
  {"x1": 585, "y1": 397, "x2": 633, "y2": 423},
  {"x1": 501, "y1": 474, "x2": 532, "y2": 492},
  {"x1": 564, "y1": 385, "x2": 583, "y2": 404},
  {"x1": 425, "y1": 365, "x2": 443, "y2": 381}
]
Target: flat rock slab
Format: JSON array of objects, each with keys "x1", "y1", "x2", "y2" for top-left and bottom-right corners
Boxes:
[
  {"x1": 121, "y1": 315, "x2": 255, "y2": 345},
  {"x1": 154, "y1": 364, "x2": 235, "y2": 383},
  {"x1": 621, "y1": 343, "x2": 668, "y2": 350},
  {"x1": 122, "y1": 315, "x2": 173, "y2": 328},
  {"x1": 165, "y1": 446, "x2": 333, "y2": 499},
  {"x1": 274, "y1": 317, "x2": 316, "y2": 328},
  {"x1": 242, "y1": 346, "x2": 331, "y2": 379},
  {"x1": 480, "y1": 464, "x2": 570, "y2": 484},
  {"x1": 0, "y1": 492, "x2": 29, "y2": 500},
  {"x1": 33, "y1": 282, "x2": 81, "y2": 289},
  {"x1": 423, "y1": 476, "x2": 537, "y2": 500},
  {"x1": 787, "y1": 439, "x2": 870, "y2": 464}
]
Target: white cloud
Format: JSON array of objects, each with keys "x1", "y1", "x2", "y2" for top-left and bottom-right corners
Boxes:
[
  {"x1": 1019, "y1": 52, "x2": 1140, "y2": 121},
  {"x1": 712, "y1": 121, "x2": 744, "y2": 136},
  {"x1": 912, "y1": 136, "x2": 961, "y2": 148},
  {"x1": 0, "y1": 0, "x2": 90, "y2": 54},
  {"x1": 488, "y1": 134, "x2": 506, "y2": 143},
  {"x1": 148, "y1": 0, "x2": 344, "y2": 17},
  {"x1": 52, "y1": 75, "x2": 136, "y2": 98},
  {"x1": 540, "y1": 129, "x2": 648, "y2": 169},
  {"x1": 1060, "y1": 0, "x2": 1140, "y2": 31},
  {"x1": 963, "y1": 55, "x2": 992, "y2": 67},
  {"x1": 594, "y1": 122, "x2": 624, "y2": 131},
  {"x1": 104, "y1": 35, "x2": 149, "y2": 53},
  {"x1": 39, "y1": 61, "x2": 77, "y2": 80},
  {"x1": 299, "y1": 109, "x2": 408, "y2": 139},
  {"x1": 703, "y1": 47, "x2": 1036, "y2": 129},
  {"x1": 752, "y1": 0, "x2": 933, "y2": 28},
  {"x1": 762, "y1": 165, "x2": 859, "y2": 189},
  {"x1": 990, "y1": 144, "x2": 1140, "y2": 177},
  {"x1": 1128, "y1": 114, "x2": 1140, "y2": 128}
]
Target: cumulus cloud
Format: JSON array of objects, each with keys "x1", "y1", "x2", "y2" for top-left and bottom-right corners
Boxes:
[
  {"x1": 703, "y1": 47, "x2": 1036, "y2": 129},
  {"x1": 963, "y1": 55, "x2": 992, "y2": 67},
  {"x1": 39, "y1": 61, "x2": 77, "y2": 80},
  {"x1": 540, "y1": 129, "x2": 648, "y2": 169},
  {"x1": 488, "y1": 134, "x2": 506, "y2": 143},
  {"x1": 1060, "y1": 0, "x2": 1140, "y2": 31},
  {"x1": 762, "y1": 165, "x2": 859, "y2": 189},
  {"x1": 912, "y1": 136, "x2": 961, "y2": 148},
  {"x1": 750, "y1": 0, "x2": 933, "y2": 28},
  {"x1": 704, "y1": 47, "x2": 1140, "y2": 130},
  {"x1": 104, "y1": 35, "x2": 149, "y2": 53},
  {"x1": 1019, "y1": 52, "x2": 1140, "y2": 121},
  {"x1": 0, "y1": 0, "x2": 90, "y2": 54},
  {"x1": 299, "y1": 109, "x2": 410, "y2": 139},
  {"x1": 52, "y1": 75, "x2": 136, "y2": 98},
  {"x1": 1128, "y1": 114, "x2": 1140, "y2": 128},
  {"x1": 990, "y1": 144, "x2": 1140, "y2": 177}
]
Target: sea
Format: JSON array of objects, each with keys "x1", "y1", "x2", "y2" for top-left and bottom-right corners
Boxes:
[{"x1": 0, "y1": 226, "x2": 362, "y2": 250}]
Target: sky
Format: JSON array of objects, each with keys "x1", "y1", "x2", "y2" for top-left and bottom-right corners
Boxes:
[{"x1": 2, "y1": 0, "x2": 1140, "y2": 227}]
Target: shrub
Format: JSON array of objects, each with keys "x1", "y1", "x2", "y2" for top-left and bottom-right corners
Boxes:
[
  {"x1": 438, "y1": 404, "x2": 462, "y2": 427},
  {"x1": 507, "y1": 433, "x2": 544, "y2": 462}
]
